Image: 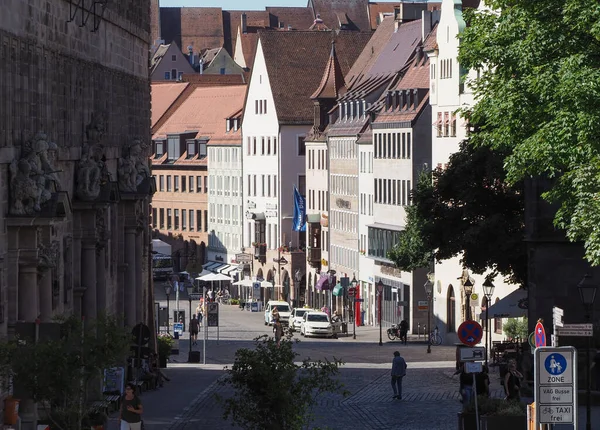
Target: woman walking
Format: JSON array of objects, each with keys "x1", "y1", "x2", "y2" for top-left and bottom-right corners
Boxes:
[
  {"x1": 504, "y1": 359, "x2": 523, "y2": 402},
  {"x1": 119, "y1": 383, "x2": 144, "y2": 430},
  {"x1": 273, "y1": 317, "x2": 284, "y2": 347}
]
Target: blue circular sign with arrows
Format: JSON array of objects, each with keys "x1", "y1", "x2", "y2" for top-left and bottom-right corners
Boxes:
[
  {"x1": 544, "y1": 353, "x2": 567, "y2": 376},
  {"x1": 457, "y1": 320, "x2": 483, "y2": 347}
]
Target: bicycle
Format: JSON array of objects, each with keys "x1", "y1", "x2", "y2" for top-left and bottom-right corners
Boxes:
[{"x1": 429, "y1": 326, "x2": 442, "y2": 346}]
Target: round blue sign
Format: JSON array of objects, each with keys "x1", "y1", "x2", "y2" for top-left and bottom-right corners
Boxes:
[{"x1": 544, "y1": 353, "x2": 567, "y2": 376}]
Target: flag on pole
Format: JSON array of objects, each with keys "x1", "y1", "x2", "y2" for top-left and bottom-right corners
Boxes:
[{"x1": 292, "y1": 185, "x2": 306, "y2": 232}]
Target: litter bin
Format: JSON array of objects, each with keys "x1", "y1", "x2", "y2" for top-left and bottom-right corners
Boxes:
[{"x1": 341, "y1": 322, "x2": 348, "y2": 335}]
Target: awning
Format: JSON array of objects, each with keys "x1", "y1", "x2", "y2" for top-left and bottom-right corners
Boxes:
[
  {"x1": 217, "y1": 264, "x2": 232, "y2": 274},
  {"x1": 232, "y1": 279, "x2": 253, "y2": 287},
  {"x1": 204, "y1": 261, "x2": 226, "y2": 273},
  {"x1": 332, "y1": 283, "x2": 344, "y2": 296},
  {"x1": 482, "y1": 289, "x2": 528, "y2": 319},
  {"x1": 223, "y1": 266, "x2": 238, "y2": 276}
]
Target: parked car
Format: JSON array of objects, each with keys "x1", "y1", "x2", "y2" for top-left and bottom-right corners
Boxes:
[
  {"x1": 300, "y1": 311, "x2": 334, "y2": 338},
  {"x1": 290, "y1": 308, "x2": 312, "y2": 332},
  {"x1": 264, "y1": 300, "x2": 292, "y2": 326}
]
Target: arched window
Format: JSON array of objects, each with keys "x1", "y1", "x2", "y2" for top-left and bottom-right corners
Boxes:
[
  {"x1": 494, "y1": 298, "x2": 503, "y2": 333},
  {"x1": 447, "y1": 285, "x2": 456, "y2": 333}
]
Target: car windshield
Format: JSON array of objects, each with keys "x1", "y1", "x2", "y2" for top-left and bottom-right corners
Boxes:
[
  {"x1": 273, "y1": 305, "x2": 290, "y2": 313},
  {"x1": 295, "y1": 310, "x2": 308, "y2": 317},
  {"x1": 307, "y1": 314, "x2": 329, "y2": 322}
]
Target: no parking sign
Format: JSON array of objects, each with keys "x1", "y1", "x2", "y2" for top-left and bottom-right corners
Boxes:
[{"x1": 457, "y1": 320, "x2": 483, "y2": 347}]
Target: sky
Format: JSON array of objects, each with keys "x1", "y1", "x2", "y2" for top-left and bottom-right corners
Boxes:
[{"x1": 160, "y1": 0, "x2": 307, "y2": 9}]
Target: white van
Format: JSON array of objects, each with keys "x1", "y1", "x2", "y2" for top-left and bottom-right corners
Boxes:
[{"x1": 264, "y1": 301, "x2": 292, "y2": 326}]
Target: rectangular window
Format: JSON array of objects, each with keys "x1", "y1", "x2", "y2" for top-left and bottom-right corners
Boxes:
[
  {"x1": 174, "y1": 209, "x2": 179, "y2": 230},
  {"x1": 267, "y1": 175, "x2": 271, "y2": 197},
  {"x1": 255, "y1": 100, "x2": 259, "y2": 114},
  {"x1": 247, "y1": 137, "x2": 251, "y2": 155},
  {"x1": 267, "y1": 137, "x2": 271, "y2": 155},
  {"x1": 204, "y1": 176, "x2": 208, "y2": 193},
  {"x1": 407, "y1": 134, "x2": 411, "y2": 159},
  {"x1": 197, "y1": 210, "x2": 202, "y2": 232},
  {"x1": 273, "y1": 137, "x2": 277, "y2": 155},
  {"x1": 437, "y1": 112, "x2": 443, "y2": 137},
  {"x1": 264, "y1": 100, "x2": 267, "y2": 114},
  {"x1": 253, "y1": 175, "x2": 257, "y2": 197},
  {"x1": 167, "y1": 136, "x2": 179, "y2": 161},
  {"x1": 178, "y1": 71, "x2": 183, "y2": 80},
  {"x1": 155, "y1": 141, "x2": 164, "y2": 157},
  {"x1": 392, "y1": 180, "x2": 397, "y2": 205},
  {"x1": 159, "y1": 208, "x2": 164, "y2": 229},
  {"x1": 274, "y1": 175, "x2": 277, "y2": 197},
  {"x1": 164, "y1": 71, "x2": 171, "y2": 80},
  {"x1": 167, "y1": 176, "x2": 172, "y2": 192},
  {"x1": 204, "y1": 210, "x2": 208, "y2": 232},
  {"x1": 253, "y1": 137, "x2": 257, "y2": 155},
  {"x1": 181, "y1": 176, "x2": 186, "y2": 192},
  {"x1": 189, "y1": 209, "x2": 194, "y2": 231},
  {"x1": 261, "y1": 137, "x2": 265, "y2": 155},
  {"x1": 182, "y1": 209, "x2": 187, "y2": 230},
  {"x1": 152, "y1": 208, "x2": 157, "y2": 228},
  {"x1": 402, "y1": 133, "x2": 406, "y2": 159},
  {"x1": 297, "y1": 136, "x2": 306, "y2": 156},
  {"x1": 187, "y1": 141, "x2": 196, "y2": 158},
  {"x1": 159, "y1": 176, "x2": 164, "y2": 192},
  {"x1": 247, "y1": 175, "x2": 251, "y2": 197},
  {"x1": 174, "y1": 176, "x2": 180, "y2": 192},
  {"x1": 261, "y1": 175, "x2": 265, "y2": 197},
  {"x1": 196, "y1": 176, "x2": 202, "y2": 192},
  {"x1": 167, "y1": 209, "x2": 172, "y2": 229},
  {"x1": 189, "y1": 176, "x2": 194, "y2": 192}
]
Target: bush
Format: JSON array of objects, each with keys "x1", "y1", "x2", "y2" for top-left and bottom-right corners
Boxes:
[
  {"x1": 157, "y1": 334, "x2": 175, "y2": 358},
  {"x1": 216, "y1": 334, "x2": 348, "y2": 430},
  {"x1": 230, "y1": 299, "x2": 240, "y2": 305},
  {"x1": 503, "y1": 317, "x2": 528, "y2": 340},
  {"x1": 464, "y1": 396, "x2": 526, "y2": 416}
]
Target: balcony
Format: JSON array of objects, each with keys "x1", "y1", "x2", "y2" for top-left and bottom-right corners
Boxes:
[{"x1": 307, "y1": 246, "x2": 321, "y2": 268}]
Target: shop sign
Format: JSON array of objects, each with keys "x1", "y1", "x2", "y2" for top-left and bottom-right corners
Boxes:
[
  {"x1": 235, "y1": 253, "x2": 253, "y2": 263},
  {"x1": 380, "y1": 265, "x2": 402, "y2": 278}
]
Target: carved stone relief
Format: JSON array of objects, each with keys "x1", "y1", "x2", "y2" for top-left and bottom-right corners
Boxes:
[
  {"x1": 76, "y1": 112, "x2": 109, "y2": 201},
  {"x1": 118, "y1": 138, "x2": 150, "y2": 192},
  {"x1": 38, "y1": 231, "x2": 60, "y2": 272},
  {"x1": 9, "y1": 132, "x2": 62, "y2": 215}
]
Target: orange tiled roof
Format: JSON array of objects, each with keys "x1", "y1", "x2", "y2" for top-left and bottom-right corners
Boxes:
[
  {"x1": 152, "y1": 85, "x2": 247, "y2": 140},
  {"x1": 423, "y1": 23, "x2": 438, "y2": 52},
  {"x1": 151, "y1": 82, "x2": 189, "y2": 128}
]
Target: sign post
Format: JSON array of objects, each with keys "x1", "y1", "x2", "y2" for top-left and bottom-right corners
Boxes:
[
  {"x1": 556, "y1": 323, "x2": 593, "y2": 337},
  {"x1": 535, "y1": 346, "x2": 577, "y2": 427}
]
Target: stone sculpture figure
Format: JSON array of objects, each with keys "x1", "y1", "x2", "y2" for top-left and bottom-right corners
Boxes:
[
  {"x1": 118, "y1": 138, "x2": 150, "y2": 192},
  {"x1": 76, "y1": 113, "x2": 108, "y2": 200},
  {"x1": 10, "y1": 132, "x2": 62, "y2": 215}
]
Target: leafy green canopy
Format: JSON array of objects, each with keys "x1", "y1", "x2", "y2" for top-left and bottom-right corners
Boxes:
[
  {"x1": 388, "y1": 143, "x2": 526, "y2": 286},
  {"x1": 459, "y1": 1, "x2": 600, "y2": 264}
]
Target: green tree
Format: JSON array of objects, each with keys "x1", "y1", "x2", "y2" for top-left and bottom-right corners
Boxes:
[
  {"x1": 0, "y1": 315, "x2": 131, "y2": 430},
  {"x1": 458, "y1": 1, "x2": 600, "y2": 265},
  {"x1": 388, "y1": 142, "x2": 527, "y2": 286},
  {"x1": 217, "y1": 333, "x2": 347, "y2": 430}
]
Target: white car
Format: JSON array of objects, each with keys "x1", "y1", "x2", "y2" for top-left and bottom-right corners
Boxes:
[
  {"x1": 264, "y1": 300, "x2": 292, "y2": 326},
  {"x1": 290, "y1": 308, "x2": 312, "y2": 332},
  {"x1": 300, "y1": 311, "x2": 334, "y2": 338}
]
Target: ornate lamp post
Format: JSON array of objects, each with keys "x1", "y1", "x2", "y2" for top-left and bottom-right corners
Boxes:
[
  {"x1": 377, "y1": 279, "x2": 384, "y2": 346},
  {"x1": 164, "y1": 284, "x2": 172, "y2": 334},
  {"x1": 482, "y1": 278, "x2": 495, "y2": 367},
  {"x1": 424, "y1": 279, "x2": 433, "y2": 354},
  {"x1": 578, "y1": 274, "x2": 597, "y2": 430},
  {"x1": 187, "y1": 286, "x2": 194, "y2": 363},
  {"x1": 351, "y1": 274, "x2": 358, "y2": 340},
  {"x1": 463, "y1": 278, "x2": 474, "y2": 320}
]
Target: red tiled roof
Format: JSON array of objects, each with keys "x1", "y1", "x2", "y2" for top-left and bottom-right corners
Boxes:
[
  {"x1": 423, "y1": 23, "x2": 438, "y2": 52},
  {"x1": 259, "y1": 30, "x2": 372, "y2": 124},
  {"x1": 224, "y1": 11, "x2": 271, "y2": 55},
  {"x1": 311, "y1": 43, "x2": 346, "y2": 99},
  {"x1": 368, "y1": 3, "x2": 396, "y2": 30},
  {"x1": 236, "y1": 32, "x2": 259, "y2": 69},
  {"x1": 160, "y1": 8, "x2": 224, "y2": 53},
  {"x1": 153, "y1": 85, "x2": 247, "y2": 141},
  {"x1": 266, "y1": 7, "x2": 316, "y2": 30},
  {"x1": 151, "y1": 82, "x2": 189, "y2": 128},
  {"x1": 309, "y1": 0, "x2": 371, "y2": 32}
]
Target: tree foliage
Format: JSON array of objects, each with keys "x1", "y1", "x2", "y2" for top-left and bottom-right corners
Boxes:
[
  {"x1": 388, "y1": 142, "x2": 527, "y2": 286},
  {"x1": 458, "y1": 1, "x2": 600, "y2": 265},
  {"x1": 0, "y1": 314, "x2": 130, "y2": 430},
  {"x1": 217, "y1": 333, "x2": 347, "y2": 430}
]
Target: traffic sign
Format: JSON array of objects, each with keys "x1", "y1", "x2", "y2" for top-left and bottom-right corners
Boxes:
[
  {"x1": 528, "y1": 331, "x2": 536, "y2": 349},
  {"x1": 457, "y1": 320, "x2": 483, "y2": 347},
  {"x1": 348, "y1": 287, "x2": 356, "y2": 296},
  {"x1": 553, "y1": 307, "x2": 563, "y2": 328},
  {"x1": 470, "y1": 293, "x2": 479, "y2": 301},
  {"x1": 557, "y1": 324, "x2": 593, "y2": 337},
  {"x1": 459, "y1": 346, "x2": 486, "y2": 362},
  {"x1": 189, "y1": 293, "x2": 202, "y2": 301},
  {"x1": 535, "y1": 346, "x2": 577, "y2": 426},
  {"x1": 465, "y1": 362, "x2": 482, "y2": 373},
  {"x1": 535, "y1": 321, "x2": 546, "y2": 348}
]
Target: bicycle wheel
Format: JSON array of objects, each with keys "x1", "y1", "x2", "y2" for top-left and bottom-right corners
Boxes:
[
  {"x1": 431, "y1": 334, "x2": 442, "y2": 346},
  {"x1": 387, "y1": 330, "x2": 396, "y2": 341}
]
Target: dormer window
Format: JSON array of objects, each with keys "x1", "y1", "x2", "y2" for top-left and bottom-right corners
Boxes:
[
  {"x1": 199, "y1": 141, "x2": 207, "y2": 158},
  {"x1": 154, "y1": 140, "x2": 164, "y2": 157},
  {"x1": 167, "y1": 136, "x2": 181, "y2": 161},
  {"x1": 233, "y1": 118, "x2": 239, "y2": 131},
  {"x1": 226, "y1": 119, "x2": 231, "y2": 132},
  {"x1": 349, "y1": 101, "x2": 354, "y2": 119},
  {"x1": 187, "y1": 140, "x2": 196, "y2": 159}
]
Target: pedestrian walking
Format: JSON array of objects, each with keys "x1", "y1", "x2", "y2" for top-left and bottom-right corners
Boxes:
[
  {"x1": 399, "y1": 320, "x2": 409, "y2": 345},
  {"x1": 273, "y1": 317, "x2": 284, "y2": 347},
  {"x1": 190, "y1": 314, "x2": 199, "y2": 345},
  {"x1": 504, "y1": 359, "x2": 523, "y2": 402},
  {"x1": 119, "y1": 383, "x2": 144, "y2": 430},
  {"x1": 455, "y1": 363, "x2": 474, "y2": 406},
  {"x1": 391, "y1": 351, "x2": 407, "y2": 399}
]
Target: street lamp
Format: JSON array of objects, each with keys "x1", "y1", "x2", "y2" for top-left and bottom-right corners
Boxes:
[
  {"x1": 187, "y1": 286, "x2": 194, "y2": 363},
  {"x1": 377, "y1": 279, "x2": 384, "y2": 346},
  {"x1": 164, "y1": 284, "x2": 172, "y2": 334},
  {"x1": 578, "y1": 273, "x2": 597, "y2": 430},
  {"x1": 424, "y1": 279, "x2": 434, "y2": 354},
  {"x1": 463, "y1": 278, "x2": 474, "y2": 320},
  {"x1": 351, "y1": 274, "x2": 358, "y2": 340},
  {"x1": 482, "y1": 278, "x2": 495, "y2": 367}
]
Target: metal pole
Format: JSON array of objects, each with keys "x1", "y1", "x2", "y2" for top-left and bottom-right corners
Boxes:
[
  {"x1": 203, "y1": 286, "x2": 207, "y2": 365},
  {"x1": 427, "y1": 293, "x2": 431, "y2": 354},
  {"x1": 166, "y1": 294, "x2": 170, "y2": 334},
  {"x1": 353, "y1": 299, "x2": 356, "y2": 340},
  {"x1": 586, "y1": 305, "x2": 592, "y2": 430},
  {"x1": 379, "y1": 291, "x2": 383, "y2": 346},
  {"x1": 485, "y1": 304, "x2": 489, "y2": 367},
  {"x1": 188, "y1": 298, "x2": 192, "y2": 362},
  {"x1": 466, "y1": 293, "x2": 471, "y2": 320}
]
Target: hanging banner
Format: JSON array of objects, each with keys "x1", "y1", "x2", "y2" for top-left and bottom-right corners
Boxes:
[{"x1": 292, "y1": 185, "x2": 306, "y2": 232}]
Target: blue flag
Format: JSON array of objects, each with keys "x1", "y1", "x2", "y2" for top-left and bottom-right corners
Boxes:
[{"x1": 292, "y1": 185, "x2": 306, "y2": 232}]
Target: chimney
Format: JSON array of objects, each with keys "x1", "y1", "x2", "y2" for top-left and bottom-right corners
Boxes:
[
  {"x1": 187, "y1": 45, "x2": 194, "y2": 66},
  {"x1": 422, "y1": 10, "x2": 441, "y2": 42},
  {"x1": 241, "y1": 13, "x2": 248, "y2": 34}
]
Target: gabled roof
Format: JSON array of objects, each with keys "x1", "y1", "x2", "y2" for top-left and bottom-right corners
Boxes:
[
  {"x1": 423, "y1": 22, "x2": 438, "y2": 52},
  {"x1": 311, "y1": 43, "x2": 346, "y2": 100},
  {"x1": 150, "y1": 44, "x2": 171, "y2": 74},
  {"x1": 201, "y1": 47, "x2": 222, "y2": 66},
  {"x1": 265, "y1": 7, "x2": 316, "y2": 30},
  {"x1": 223, "y1": 10, "x2": 271, "y2": 55},
  {"x1": 152, "y1": 85, "x2": 247, "y2": 142},
  {"x1": 309, "y1": 0, "x2": 371, "y2": 32},
  {"x1": 151, "y1": 82, "x2": 189, "y2": 127},
  {"x1": 258, "y1": 30, "x2": 372, "y2": 124}
]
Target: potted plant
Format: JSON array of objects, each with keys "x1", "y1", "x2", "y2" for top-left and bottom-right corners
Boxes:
[
  {"x1": 157, "y1": 334, "x2": 174, "y2": 368},
  {"x1": 479, "y1": 400, "x2": 527, "y2": 430}
]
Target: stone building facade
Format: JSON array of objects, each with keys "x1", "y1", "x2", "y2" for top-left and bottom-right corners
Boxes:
[{"x1": 0, "y1": 0, "x2": 153, "y2": 344}]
